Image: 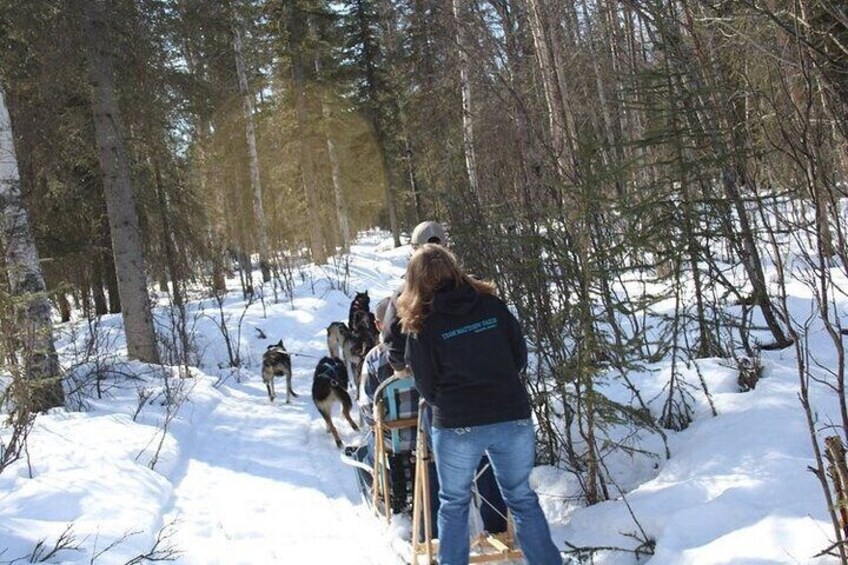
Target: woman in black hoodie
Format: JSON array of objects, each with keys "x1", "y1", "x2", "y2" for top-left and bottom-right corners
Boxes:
[{"x1": 398, "y1": 244, "x2": 560, "y2": 565}]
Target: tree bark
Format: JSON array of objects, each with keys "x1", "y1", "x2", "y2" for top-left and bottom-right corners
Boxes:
[
  {"x1": 525, "y1": 0, "x2": 609, "y2": 502},
  {"x1": 685, "y1": 1, "x2": 792, "y2": 349},
  {"x1": 83, "y1": 0, "x2": 159, "y2": 364},
  {"x1": 0, "y1": 83, "x2": 64, "y2": 411},
  {"x1": 231, "y1": 4, "x2": 271, "y2": 282},
  {"x1": 56, "y1": 292, "x2": 71, "y2": 323},
  {"x1": 151, "y1": 157, "x2": 183, "y2": 309},
  {"x1": 92, "y1": 266, "x2": 108, "y2": 316},
  {"x1": 99, "y1": 212, "x2": 121, "y2": 314}
]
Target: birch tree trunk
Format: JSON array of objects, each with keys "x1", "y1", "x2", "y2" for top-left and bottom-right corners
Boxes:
[
  {"x1": 83, "y1": 0, "x2": 159, "y2": 364},
  {"x1": 322, "y1": 103, "x2": 352, "y2": 252},
  {"x1": 232, "y1": 6, "x2": 271, "y2": 282},
  {"x1": 451, "y1": 0, "x2": 480, "y2": 201},
  {"x1": 0, "y1": 84, "x2": 64, "y2": 411}
]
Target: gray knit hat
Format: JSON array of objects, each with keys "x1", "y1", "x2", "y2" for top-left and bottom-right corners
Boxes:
[
  {"x1": 375, "y1": 297, "x2": 391, "y2": 323},
  {"x1": 410, "y1": 221, "x2": 446, "y2": 246}
]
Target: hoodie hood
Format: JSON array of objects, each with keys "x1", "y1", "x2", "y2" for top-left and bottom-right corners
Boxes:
[{"x1": 432, "y1": 282, "x2": 480, "y2": 316}]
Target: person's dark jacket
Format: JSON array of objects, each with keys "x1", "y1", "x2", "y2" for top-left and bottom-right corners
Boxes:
[
  {"x1": 381, "y1": 284, "x2": 408, "y2": 372},
  {"x1": 406, "y1": 282, "x2": 531, "y2": 429}
]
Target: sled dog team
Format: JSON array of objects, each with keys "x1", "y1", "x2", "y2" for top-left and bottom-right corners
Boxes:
[{"x1": 260, "y1": 289, "x2": 376, "y2": 448}]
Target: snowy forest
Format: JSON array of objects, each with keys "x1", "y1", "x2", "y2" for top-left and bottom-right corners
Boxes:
[{"x1": 1, "y1": 0, "x2": 848, "y2": 563}]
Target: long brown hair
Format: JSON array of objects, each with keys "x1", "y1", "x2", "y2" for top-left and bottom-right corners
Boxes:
[{"x1": 397, "y1": 244, "x2": 496, "y2": 334}]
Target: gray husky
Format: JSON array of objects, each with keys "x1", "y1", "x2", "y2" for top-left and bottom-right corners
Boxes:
[
  {"x1": 326, "y1": 321, "x2": 369, "y2": 399},
  {"x1": 262, "y1": 340, "x2": 297, "y2": 403}
]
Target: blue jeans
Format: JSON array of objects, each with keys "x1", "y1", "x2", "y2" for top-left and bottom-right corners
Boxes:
[
  {"x1": 422, "y1": 407, "x2": 507, "y2": 538},
  {"x1": 432, "y1": 419, "x2": 561, "y2": 565},
  {"x1": 426, "y1": 456, "x2": 507, "y2": 539}
]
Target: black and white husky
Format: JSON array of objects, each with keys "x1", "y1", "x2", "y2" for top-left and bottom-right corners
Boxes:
[{"x1": 312, "y1": 356, "x2": 359, "y2": 448}]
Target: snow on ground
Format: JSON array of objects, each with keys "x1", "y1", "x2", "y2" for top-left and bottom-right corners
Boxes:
[
  {"x1": 544, "y1": 354, "x2": 837, "y2": 564},
  {"x1": 1, "y1": 232, "x2": 407, "y2": 564},
  {"x1": 0, "y1": 229, "x2": 844, "y2": 564}
]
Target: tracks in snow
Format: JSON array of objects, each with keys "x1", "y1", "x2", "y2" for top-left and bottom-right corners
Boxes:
[{"x1": 163, "y1": 367, "x2": 401, "y2": 564}]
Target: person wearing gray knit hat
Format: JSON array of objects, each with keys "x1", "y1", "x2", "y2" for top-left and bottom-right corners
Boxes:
[{"x1": 410, "y1": 220, "x2": 446, "y2": 247}]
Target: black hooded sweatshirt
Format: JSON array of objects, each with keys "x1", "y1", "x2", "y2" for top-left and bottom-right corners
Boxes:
[{"x1": 407, "y1": 283, "x2": 531, "y2": 429}]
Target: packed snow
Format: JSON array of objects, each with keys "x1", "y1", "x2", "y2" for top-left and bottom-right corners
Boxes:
[{"x1": 0, "y1": 231, "x2": 842, "y2": 564}]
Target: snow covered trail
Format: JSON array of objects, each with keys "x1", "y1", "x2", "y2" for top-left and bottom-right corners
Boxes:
[
  {"x1": 162, "y1": 233, "x2": 410, "y2": 564},
  {"x1": 162, "y1": 374, "x2": 400, "y2": 564}
]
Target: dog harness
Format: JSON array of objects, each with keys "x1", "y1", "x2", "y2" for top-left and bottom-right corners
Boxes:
[{"x1": 315, "y1": 360, "x2": 347, "y2": 388}]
